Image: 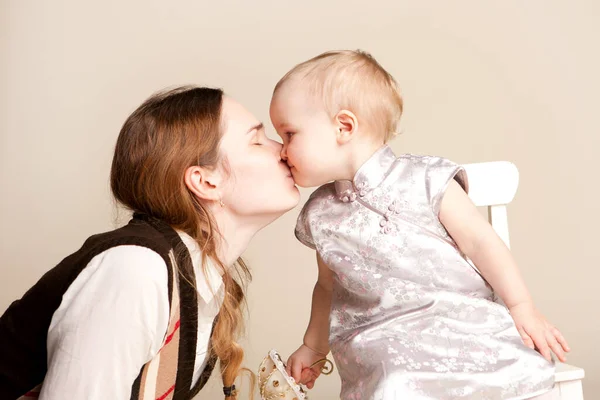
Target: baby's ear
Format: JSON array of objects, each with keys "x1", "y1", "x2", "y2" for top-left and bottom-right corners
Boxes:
[{"x1": 334, "y1": 110, "x2": 358, "y2": 145}]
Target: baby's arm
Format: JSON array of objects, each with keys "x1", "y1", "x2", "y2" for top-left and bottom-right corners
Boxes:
[
  {"x1": 304, "y1": 252, "x2": 333, "y2": 355},
  {"x1": 439, "y1": 179, "x2": 570, "y2": 362},
  {"x1": 286, "y1": 252, "x2": 333, "y2": 388}
]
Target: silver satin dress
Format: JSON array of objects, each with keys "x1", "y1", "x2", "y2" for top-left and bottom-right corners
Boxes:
[{"x1": 295, "y1": 145, "x2": 554, "y2": 400}]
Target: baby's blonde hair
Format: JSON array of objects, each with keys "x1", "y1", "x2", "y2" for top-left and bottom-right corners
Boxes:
[{"x1": 274, "y1": 50, "x2": 403, "y2": 143}]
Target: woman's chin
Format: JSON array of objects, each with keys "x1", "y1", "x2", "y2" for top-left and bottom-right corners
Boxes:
[
  {"x1": 280, "y1": 188, "x2": 301, "y2": 213},
  {"x1": 264, "y1": 189, "x2": 301, "y2": 217},
  {"x1": 287, "y1": 187, "x2": 301, "y2": 207}
]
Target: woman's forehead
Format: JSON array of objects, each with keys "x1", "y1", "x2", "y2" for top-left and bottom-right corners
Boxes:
[{"x1": 222, "y1": 96, "x2": 261, "y2": 132}]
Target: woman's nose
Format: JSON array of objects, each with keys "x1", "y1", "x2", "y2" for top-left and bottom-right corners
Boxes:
[{"x1": 270, "y1": 138, "x2": 287, "y2": 160}]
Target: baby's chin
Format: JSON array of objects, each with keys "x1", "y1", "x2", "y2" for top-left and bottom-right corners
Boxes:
[{"x1": 293, "y1": 174, "x2": 330, "y2": 189}]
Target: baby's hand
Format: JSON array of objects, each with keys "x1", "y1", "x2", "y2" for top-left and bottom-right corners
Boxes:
[
  {"x1": 509, "y1": 302, "x2": 570, "y2": 362},
  {"x1": 286, "y1": 344, "x2": 327, "y2": 389}
]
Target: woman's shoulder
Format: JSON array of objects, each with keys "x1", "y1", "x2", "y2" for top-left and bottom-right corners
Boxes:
[
  {"x1": 50, "y1": 245, "x2": 170, "y2": 348},
  {"x1": 91, "y1": 245, "x2": 168, "y2": 277},
  {"x1": 71, "y1": 245, "x2": 170, "y2": 302},
  {"x1": 82, "y1": 218, "x2": 174, "y2": 259},
  {"x1": 44, "y1": 245, "x2": 171, "y2": 396}
]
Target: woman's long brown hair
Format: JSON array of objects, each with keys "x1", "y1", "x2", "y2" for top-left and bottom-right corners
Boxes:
[{"x1": 110, "y1": 86, "x2": 251, "y2": 396}]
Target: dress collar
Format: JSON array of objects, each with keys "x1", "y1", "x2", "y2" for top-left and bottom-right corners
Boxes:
[{"x1": 334, "y1": 145, "x2": 397, "y2": 202}]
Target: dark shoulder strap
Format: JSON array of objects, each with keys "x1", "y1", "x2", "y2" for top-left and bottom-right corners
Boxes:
[
  {"x1": 133, "y1": 214, "x2": 202, "y2": 400},
  {"x1": 189, "y1": 319, "x2": 219, "y2": 398}
]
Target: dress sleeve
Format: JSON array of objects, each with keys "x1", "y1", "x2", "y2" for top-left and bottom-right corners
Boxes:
[
  {"x1": 294, "y1": 202, "x2": 316, "y2": 250},
  {"x1": 425, "y1": 156, "x2": 469, "y2": 216}
]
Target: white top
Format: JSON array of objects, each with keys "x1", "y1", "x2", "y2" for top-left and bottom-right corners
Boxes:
[{"x1": 39, "y1": 231, "x2": 224, "y2": 400}]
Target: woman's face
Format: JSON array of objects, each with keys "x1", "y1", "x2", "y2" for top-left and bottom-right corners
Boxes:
[{"x1": 218, "y1": 96, "x2": 300, "y2": 222}]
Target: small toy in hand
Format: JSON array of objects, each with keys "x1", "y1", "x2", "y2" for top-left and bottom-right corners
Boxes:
[{"x1": 258, "y1": 349, "x2": 334, "y2": 400}]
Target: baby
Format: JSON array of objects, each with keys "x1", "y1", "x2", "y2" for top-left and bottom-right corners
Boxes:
[{"x1": 269, "y1": 50, "x2": 569, "y2": 399}]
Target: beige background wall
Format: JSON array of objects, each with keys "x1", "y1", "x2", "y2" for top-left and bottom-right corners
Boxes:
[{"x1": 1, "y1": 0, "x2": 598, "y2": 398}]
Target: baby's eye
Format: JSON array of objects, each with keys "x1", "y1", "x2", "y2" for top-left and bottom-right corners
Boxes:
[{"x1": 285, "y1": 132, "x2": 295, "y2": 138}]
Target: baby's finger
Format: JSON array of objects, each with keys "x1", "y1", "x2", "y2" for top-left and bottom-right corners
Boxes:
[
  {"x1": 518, "y1": 327, "x2": 535, "y2": 349},
  {"x1": 290, "y1": 360, "x2": 303, "y2": 383},
  {"x1": 310, "y1": 365, "x2": 323, "y2": 379},
  {"x1": 300, "y1": 368, "x2": 315, "y2": 384},
  {"x1": 551, "y1": 326, "x2": 571, "y2": 352},
  {"x1": 531, "y1": 330, "x2": 552, "y2": 361},
  {"x1": 305, "y1": 378, "x2": 316, "y2": 389},
  {"x1": 546, "y1": 332, "x2": 566, "y2": 362}
]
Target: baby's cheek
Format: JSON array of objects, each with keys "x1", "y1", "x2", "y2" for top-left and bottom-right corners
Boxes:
[{"x1": 292, "y1": 150, "x2": 310, "y2": 169}]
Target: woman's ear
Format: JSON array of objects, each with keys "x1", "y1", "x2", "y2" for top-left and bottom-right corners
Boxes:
[
  {"x1": 184, "y1": 166, "x2": 223, "y2": 202},
  {"x1": 335, "y1": 110, "x2": 358, "y2": 145}
]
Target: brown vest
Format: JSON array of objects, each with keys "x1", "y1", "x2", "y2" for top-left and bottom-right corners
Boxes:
[{"x1": 0, "y1": 214, "x2": 217, "y2": 400}]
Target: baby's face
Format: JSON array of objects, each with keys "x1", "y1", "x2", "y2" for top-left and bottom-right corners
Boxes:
[{"x1": 270, "y1": 84, "x2": 343, "y2": 187}]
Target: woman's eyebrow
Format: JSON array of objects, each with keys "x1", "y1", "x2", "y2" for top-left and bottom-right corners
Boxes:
[{"x1": 246, "y1": 122, "x2": 264, "y2": 134}]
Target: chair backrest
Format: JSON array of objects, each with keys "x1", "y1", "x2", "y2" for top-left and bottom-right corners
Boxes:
[
  {"x1": 462, "y1": 161, "x2": 519, "y2": 248},
  {"x1": 463, "y1": 162, "x2": 586, "y2": 392}
]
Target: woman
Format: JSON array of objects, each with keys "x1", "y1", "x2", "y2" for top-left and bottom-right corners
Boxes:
[{"x1": 0, "y1": 86, "x2": 300, "y2": 399}]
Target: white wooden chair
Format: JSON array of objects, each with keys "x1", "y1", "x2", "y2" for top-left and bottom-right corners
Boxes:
[{"x1": 463, "y1": 161, "x2": 585, "y2": 400}]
